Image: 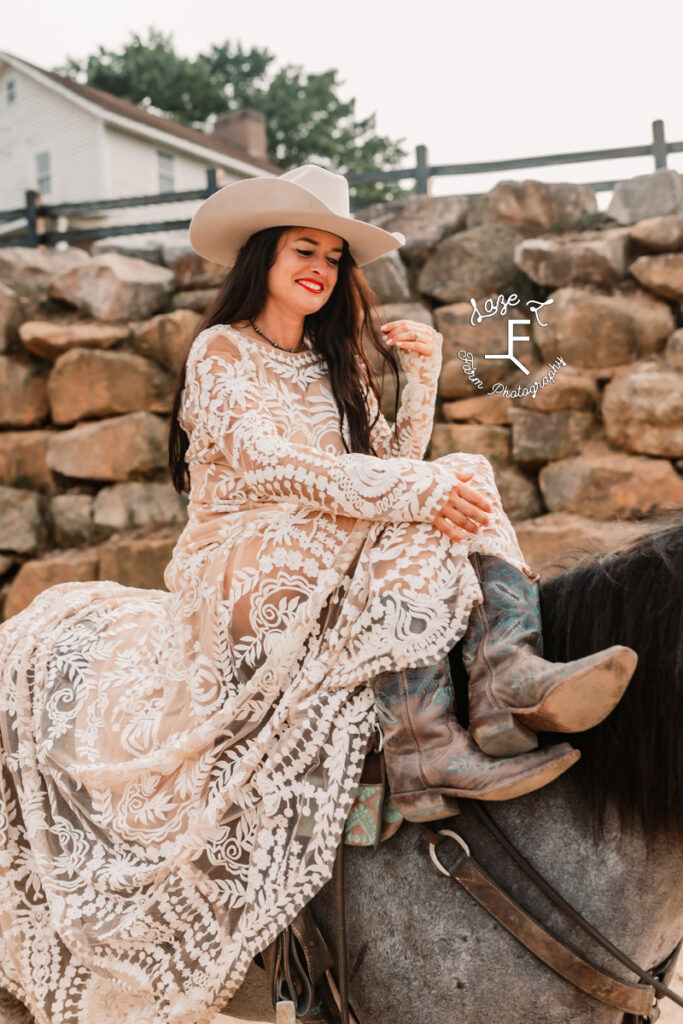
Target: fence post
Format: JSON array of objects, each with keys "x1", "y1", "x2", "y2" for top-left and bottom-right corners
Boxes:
[
  {"x1": 652, "y1": 120, "x2": 667, "y2": 170},
  {"x1": 206, "y1": 168, "x2": 218, "y2": 195},
  {"x1": 25, "y1": 189, "x2": 39, "y2": 248},
  {"x1": 415, "y1": 145, "x2": 430, "y2": 195}
]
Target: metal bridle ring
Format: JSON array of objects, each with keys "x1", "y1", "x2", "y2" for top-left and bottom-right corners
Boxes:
[{"x1": 428, "y1": 828, "x2": 471, "y2": 877}]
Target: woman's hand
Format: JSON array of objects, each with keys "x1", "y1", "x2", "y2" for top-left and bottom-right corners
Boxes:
[
  {"x1": 431, "y1": 468, "x2": 492, "y2": 542},
  {"x1": 381, "y1": 319, "x2": 442, "y2": 360}
]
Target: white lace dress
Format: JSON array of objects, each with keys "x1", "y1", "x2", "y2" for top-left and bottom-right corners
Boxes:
[{"x1": 0, "y1": 323, "x2": 535, "y2": 1024}]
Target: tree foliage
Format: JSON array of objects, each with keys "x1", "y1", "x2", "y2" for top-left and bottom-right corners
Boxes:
[{"x1": 56, "y1": 28, "x2": 409, "y2": 203}]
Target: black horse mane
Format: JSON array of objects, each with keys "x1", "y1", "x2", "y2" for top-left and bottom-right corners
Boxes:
[
  {"x1": 539, "y1": 508, "x2": 683, "y2": 840},
  {"x1": 451, "y1": 508, "x2": 683, "y2": 839}
]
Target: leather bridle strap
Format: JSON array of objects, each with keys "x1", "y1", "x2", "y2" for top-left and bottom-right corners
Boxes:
[
  {"x1": 467, "y1": 802, "x2": 683, "y2": 1011},
  {"x1": 333, "y1": 838, "x2": 350, "y2": 1024},
  {"x1": 417, "y1": 815, "x2": 682, "y2": 1017}
]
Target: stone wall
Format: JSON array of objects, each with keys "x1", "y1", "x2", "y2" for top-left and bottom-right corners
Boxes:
[{"x1": 1, "y1": 168, "x2": 682, "y2": 622}]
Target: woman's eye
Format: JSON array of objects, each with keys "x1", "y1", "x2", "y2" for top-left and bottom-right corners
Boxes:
[{"x1": 295, "y1": 248, "x2": 339, "y2": 266}]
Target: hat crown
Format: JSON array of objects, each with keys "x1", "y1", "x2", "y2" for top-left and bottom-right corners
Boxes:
[{"x1": 280, "y1": 164, "x2": 350, "y2": 218}]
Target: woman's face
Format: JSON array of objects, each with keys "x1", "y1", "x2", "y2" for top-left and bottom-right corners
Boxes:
[{"x1": 266, "y1": 226, "x2": 344, "y2": 317}]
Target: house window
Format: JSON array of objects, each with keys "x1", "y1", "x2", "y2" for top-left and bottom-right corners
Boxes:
[
  {"x1": 6, "y1": 78, "x2": 16, "y2": 105},
  {"x1": 35, "y1": 151, "x2": 51, "y2": 194},
  {"x1": 157, "y1": 151, "x2": 175, "y2": 192}
]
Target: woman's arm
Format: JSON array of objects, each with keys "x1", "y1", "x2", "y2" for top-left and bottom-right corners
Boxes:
[
  {"x1": 364, "y1": 330, "x2": 442, "y2": 461},
  {"x1": 183, "y1": 329, "x2": 454, "y2": 525}
]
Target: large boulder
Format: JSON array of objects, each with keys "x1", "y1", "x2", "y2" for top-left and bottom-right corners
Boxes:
[
  {"x1": 664, "y1": 328, "x2": 683, "y2": 371},
  {"x1": 0, "y1": 355, "x2": 49, "y2": 427},
  {"x1": 514, "y1": 229, "x2": 630, "y2": 288},
  {"x1": 48, "y1": 253, "x2": 174, "y2": 322},
  {"x1": 163, "y1": 247, "x2": 226, "y2": 289},
  {"x1": 46, "y1": 411, "x2": 169, "y2": 481},
  {"x1": 47, "y1": 349, "x2": 175, "y2": 425},
  {"x1": 0, "y1": 486, "x2": 47, "y2": 554},
  {"x1": 362, "y1": 250, "x2": 412, "y2": 303},
  {"x1": 486, "y1": 463, "x2": 543, "y2": 522},
  {"x1": 93, "y1": 481, "x2": 188, "y2": 530},
  {"x1": 170, "y1": 288, "x2": 217, "y2": 313},
  {"x1": 0, "y1": 430, "x2": 57, "y2": 492},
  {"x1": 0, "y1": 282, "x2": 21, "y2": 352},
  {"x1": 354, "y1": 194, "x2": 471, "y2": 267},
  {"x1": 534, "y1": 287, "x2": 674, "y2": 368},
  {"x1": 19, "y1": 320, "x2": 129, "y2": 360},
  {"x1": 508, "y1": 407, "x2": 595, "y2": 467},
  {"x1": 50, "y1": 493, "x2": 104, "y2": 547},
  {"x1": 629, "y1": 252, "x2": 683, "y2": 300},
  {"x1": 466, "y1": 180, "x2": 598, "y2": 232},
  {"x1": 3, "y1": 548, "x2": 99, "y2": 619},
  {"x1": 428, "y1": 423, "x2": 511, "y2": 466},
  {"x1": 441, "y1": 393, "x2": 512, "y2": 425},
  {"x1": 130, "y1": 309, "x2": 200, "y2": 374},
  {"x1": 607, "y1": 169, "x2": 683, "y2": 225},
  {"x1": 0, "y1": 246, "x2": 89, "y2": 299},
  {"x1": 601, "y1": 362, "x2": 683, "y2": 457},
  {"x1": 97, "y1": 525, "x2": 183, "y2": 589},
  {"x1": 538, "y1": 451, "x2": 683, "y2": 518},
  {"x1": 629, "y1": 214, "x2": 683, "y2": 251},
  {"x1": 418, "y1": 223, "x2": 524, "y2": 303}
]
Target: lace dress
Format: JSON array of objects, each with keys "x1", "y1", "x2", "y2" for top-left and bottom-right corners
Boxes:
[{"x1": 0, "y1": 323, "x2": 535, "y2": 1024}]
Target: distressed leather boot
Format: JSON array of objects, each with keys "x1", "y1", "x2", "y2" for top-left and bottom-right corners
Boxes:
[
  {"x1": 372, "y1": 656, "x2": 579, "y2": 823},
  {"x1": 462, "y1": 553, "x2": 638, "y2": 757}
]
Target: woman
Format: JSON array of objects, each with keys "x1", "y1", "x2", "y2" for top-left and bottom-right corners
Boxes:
[
  {"x1": 175, "y1": 163, "x2": 637, "y2": 818},
  {"x1": 0, "y1": 164, "x2": 636, "y2": 1024}
]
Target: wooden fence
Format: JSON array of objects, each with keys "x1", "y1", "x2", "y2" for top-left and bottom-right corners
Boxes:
[{"x1": 1, "y1": 119, "x2": 681, "y2": 249}]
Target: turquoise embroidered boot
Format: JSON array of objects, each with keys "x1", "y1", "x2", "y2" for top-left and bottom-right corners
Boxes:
[
  {"x1": 372, "y1": 656, "x2": 579, "y2": 823},
  {"x1": 462, "y1": 553, "x2": 638, "y2": 757}
]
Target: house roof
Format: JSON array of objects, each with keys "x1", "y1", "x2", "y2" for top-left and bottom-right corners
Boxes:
[{"x1": 0, "y1": 51, "x2": 280, "y2": 175}]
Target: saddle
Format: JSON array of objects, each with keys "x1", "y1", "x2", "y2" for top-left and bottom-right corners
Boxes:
[{"x1": 254, "y1": 738, "x2": 400, "y2": 1022}]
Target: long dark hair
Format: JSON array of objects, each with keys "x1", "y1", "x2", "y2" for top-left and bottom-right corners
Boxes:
[{"x1": 168, "y1": 225, "x2": 401, "y2": 494}]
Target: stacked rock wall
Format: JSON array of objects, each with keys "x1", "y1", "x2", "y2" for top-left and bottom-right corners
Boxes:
[{"x1": 1, "y1": 168, "x2": 682, "y2": 622}]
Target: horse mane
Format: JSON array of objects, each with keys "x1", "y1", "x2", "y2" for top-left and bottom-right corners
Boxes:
[
  {"x1": 450, "y1": 508, "x2": 683, "y2": 840},
  {"x1": 538, "y1": 508, "x2": 683, "y2": 840}
]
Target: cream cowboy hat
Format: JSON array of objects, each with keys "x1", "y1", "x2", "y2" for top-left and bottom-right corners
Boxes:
[{"x1": 189, "y1": 163, "x2": 405, "y2": 268}]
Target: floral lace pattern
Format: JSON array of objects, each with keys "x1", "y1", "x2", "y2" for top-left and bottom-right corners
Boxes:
[{"x1": 0, "y1": 323, "x2": 534, "y2": 1023}]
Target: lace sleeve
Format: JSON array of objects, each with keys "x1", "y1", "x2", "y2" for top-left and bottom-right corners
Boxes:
[
  {"x1": 183, "y1": 329, "x2": 455, "y2": 525},
  {"x1": 365, "y1": 337, "x2": 443, "y2": 461}
]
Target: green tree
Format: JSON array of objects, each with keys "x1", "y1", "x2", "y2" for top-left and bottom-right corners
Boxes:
[{"x1": 56, "y1": 28, "x2": 409, "y2": 204}]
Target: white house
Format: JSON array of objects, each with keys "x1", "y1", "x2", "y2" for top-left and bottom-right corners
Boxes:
[{"x1": 0, "y1": 51, "x2": 279, "y2": 244}]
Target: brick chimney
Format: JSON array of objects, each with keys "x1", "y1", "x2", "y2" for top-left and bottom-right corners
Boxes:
[{"x1": 213, "y1": 108, "x2": 267, "y2": 161}]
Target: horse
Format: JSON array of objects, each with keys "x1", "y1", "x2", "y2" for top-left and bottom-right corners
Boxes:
[
  {"x1": 225, "y1": 509, "x2": 683, "y2": 1024},
  {"x1": 2, "y1": 512, "x2": 682, "y2": 1024}
]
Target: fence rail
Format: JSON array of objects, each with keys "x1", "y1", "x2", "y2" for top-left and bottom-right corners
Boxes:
[{"x1": 0, "y1": 119, "x2": 680, "y2": 248}]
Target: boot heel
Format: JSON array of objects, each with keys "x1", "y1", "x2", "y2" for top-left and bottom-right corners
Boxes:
[
  {"x1": 470, "y1": 710, "x2": 539, "y2": 756},
  {"x1": 391, "y1": 789, "x2": 461, "y2": 823}
]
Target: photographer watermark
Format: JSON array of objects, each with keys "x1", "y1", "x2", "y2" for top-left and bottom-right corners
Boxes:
[{"x1": 458, "y1": 292, "x2": 566, "y2": 398}]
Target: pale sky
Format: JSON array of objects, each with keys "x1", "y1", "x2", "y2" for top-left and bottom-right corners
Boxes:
[{"x1": 5, "y1": 0, "x2": 683, "y2": 207}]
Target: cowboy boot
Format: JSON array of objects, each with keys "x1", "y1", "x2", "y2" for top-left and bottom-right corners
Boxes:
[
  {"x1": 462, "y1": 553, "x2": 638, "y2": 757},
  {"x1": 372, "y1": 656, "x2": 579, "y2": 823}
]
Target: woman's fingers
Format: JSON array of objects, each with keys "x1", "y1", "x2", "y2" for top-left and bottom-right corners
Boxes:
[
  {"x1": 451, "y1": 482, "x2": 492, "y2": 518},
  {"x1": 432, "y1": 513, "x2": 467, "y2": 541},
  {"x1": 442, "y1": 502, "x2": 485, "y2": 532},
  {"x1": 433, "y1": 496, "x2": 484, "y2": 534},
  {"x1": 380, "y1": 319, "x2": 438, "y2": 353}
]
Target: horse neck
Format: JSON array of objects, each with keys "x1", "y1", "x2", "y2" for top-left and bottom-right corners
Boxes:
[{"x1": 462, "y1": 777, "x2": 683, "y2": 974}]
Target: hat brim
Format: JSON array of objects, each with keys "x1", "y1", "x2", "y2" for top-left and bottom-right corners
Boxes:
[{"x1": 189, "y1": 176, "x2": 404, "y2": 268}]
